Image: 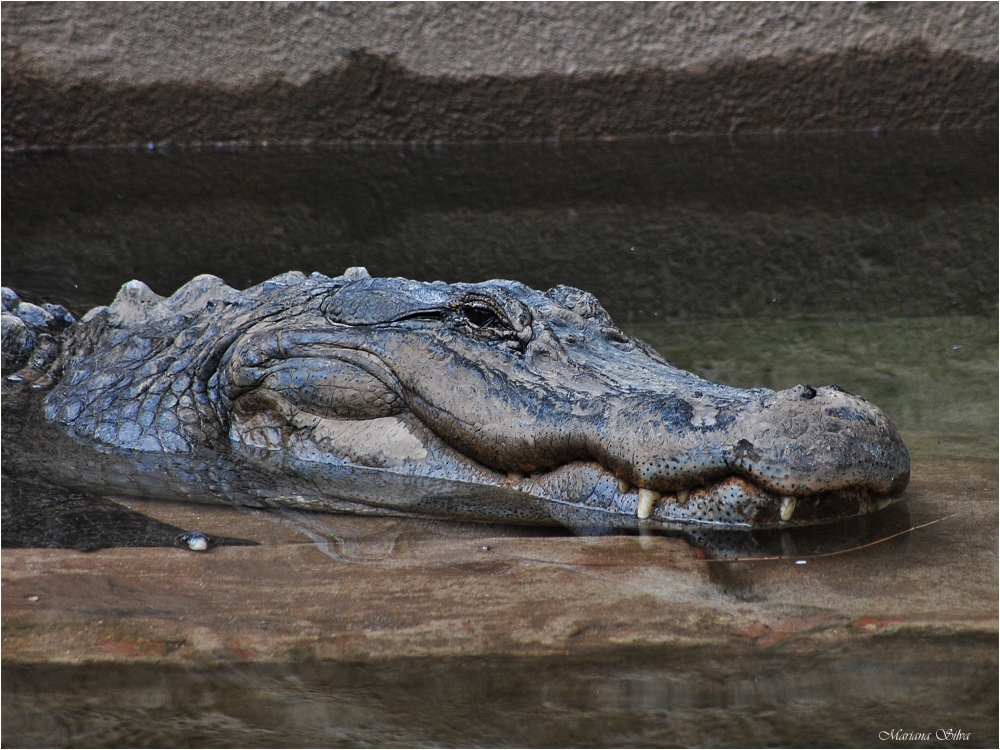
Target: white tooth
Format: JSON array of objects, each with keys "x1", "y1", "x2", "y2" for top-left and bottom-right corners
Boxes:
[
  {"x1": 780, "y1": 496, "x2": 797, "y2": 522},
  {"x1": 617, "y1": 479, "x2": 632, "y2": 494},
  {"x1": 676, "y1": 489, "x2": 690, "y2": 504},
  {"x1": 637, "y1": 488, "x2": 660, "y2": 519},
  {"x1": 507, "y1": 471, "x2": 524, "y2": 480},
  {"x1": 876, "y1": 497, "x2": 894, "y2": 511}
]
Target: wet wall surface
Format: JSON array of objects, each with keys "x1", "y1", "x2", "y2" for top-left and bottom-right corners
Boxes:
[
  {"x1": 5, "y1": 42, "x2": 997, "y2": 148},
  {"x1": 3, "y1": 130, "x2": 997, "y2": 319},
  {"x1": 6, "y1": 2, "x2": 996, "y2": 86}
]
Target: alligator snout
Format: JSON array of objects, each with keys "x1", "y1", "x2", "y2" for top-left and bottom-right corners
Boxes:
[{"x1": 595, "y1": 383, "x2": 909, "y2": 507}]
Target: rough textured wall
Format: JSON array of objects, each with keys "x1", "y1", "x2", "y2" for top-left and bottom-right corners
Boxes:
[{"x1": 3, "y1": 2, "x2": 997, "y2": 146}]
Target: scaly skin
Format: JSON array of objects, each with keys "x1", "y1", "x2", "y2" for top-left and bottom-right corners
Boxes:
[{"x1": 1, "y1": 269, "x2": 909, "y2": 529}]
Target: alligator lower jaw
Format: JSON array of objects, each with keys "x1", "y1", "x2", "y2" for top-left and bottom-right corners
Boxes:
[
  {"x1": 637, "y1": 475, "x2": 899, "y2": 528},
  {"x1": 512, "y1": 464, "x2": 902, "y2": 529}
]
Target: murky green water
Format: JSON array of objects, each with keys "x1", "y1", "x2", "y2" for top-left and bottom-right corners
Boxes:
[
  {"x1": 627, "y1": 315, "x2": 998, "y2": 461},
  {"x1": 3, "y1": 131, "x2": 997, "y2": 747}
]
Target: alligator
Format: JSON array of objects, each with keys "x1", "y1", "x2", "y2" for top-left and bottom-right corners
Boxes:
[{"x1": 1, "y1": 268, "x2": 909, "y2": 534}]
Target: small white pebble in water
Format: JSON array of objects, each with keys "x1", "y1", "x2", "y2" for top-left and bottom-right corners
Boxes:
[
  {"x1": 637, "y1": 488, "x2": 660, "y2": 519},
  {"x1": 780, "y1": 496, "x2": 797, "y2": 522},
  {"x1": 481, "y1": 545, "x2": 490, "y2": 551},
  {"x1": 27, "y1": 596, "x2": 39, "y2": 602},
  {"x1": 796, "y1": 560, "x2": 807, "y2": 565},
  {"x1": 186, "y1": 533, "x2": 209, "y2": 552}
]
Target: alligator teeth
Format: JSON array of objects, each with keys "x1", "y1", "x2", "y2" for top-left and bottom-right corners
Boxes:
[
  {"x1": 507, "y1": 471, "x2": 525, "y2": 480},
  {"x1": 780, "y1": 496, "x2": 797, "y2": 522},
  {"x1": 637, "y1": 488, "x2": 660, "y2": 519},
  {"x1": 676, "y1": 489, "x2": 691, "y2": 504},
  {"x1": 617, "y1": 479, "x2": 632, "y2": 494},
  {"x1": 875, "y1": 497, "x2": 894, "y2": 511}
]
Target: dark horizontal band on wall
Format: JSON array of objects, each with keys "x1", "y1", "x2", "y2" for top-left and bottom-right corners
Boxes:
[
  {"x1": 3, "y1": 42, "x2": 997, "y2": 148},
  {"x1": 4, "y1": 130, "x2": 996, "y2": 319}
]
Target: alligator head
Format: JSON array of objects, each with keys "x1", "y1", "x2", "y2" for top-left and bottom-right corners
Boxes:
[{"x1": 5, "y1": 269, "x2": 909, "y2": 529}]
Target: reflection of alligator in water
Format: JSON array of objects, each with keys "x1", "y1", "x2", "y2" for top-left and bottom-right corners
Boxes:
[{"x1": 1, "y1": 268, "x2": 910, "y2": 541}]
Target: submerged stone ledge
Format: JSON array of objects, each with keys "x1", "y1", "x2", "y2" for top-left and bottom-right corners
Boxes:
[{"x1": 1, "y1": 456, "x2": 995, "y2": 665}]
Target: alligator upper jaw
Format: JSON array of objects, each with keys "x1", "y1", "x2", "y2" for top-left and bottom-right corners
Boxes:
[
  {"x1": 583, "y1": 383, "x2": 911, "y2": 503},
  {"x1": 447, "y1": 376, "x2": 912, "y2": 527}
]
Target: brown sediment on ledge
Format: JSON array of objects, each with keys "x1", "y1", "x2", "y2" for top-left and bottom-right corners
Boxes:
[{"x1": 3, "y1": 42, "x2": 997, "y2": 149}]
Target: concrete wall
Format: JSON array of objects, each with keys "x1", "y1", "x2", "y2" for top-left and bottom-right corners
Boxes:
[{"x1": 3, "y1": 2, "x2": 997, "y2": 146}]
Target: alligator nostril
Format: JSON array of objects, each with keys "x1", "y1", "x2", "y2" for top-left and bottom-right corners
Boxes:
[{"x1": 799, "y1": 385, "x2": 817, "y2": 400}]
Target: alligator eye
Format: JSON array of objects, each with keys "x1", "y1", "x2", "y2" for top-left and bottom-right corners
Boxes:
[
  {"x1": 457, "y1": 302, "x2": 525, "y2": 349},
  {"x1": 463, "y1": 306, "x2": 501, "y2": 329}
]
